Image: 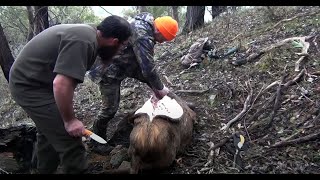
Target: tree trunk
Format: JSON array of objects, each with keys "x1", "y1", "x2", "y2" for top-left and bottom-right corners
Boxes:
[
  {"x1": 26, "y1": 6, "x2": 34, "y2": 41},
  {"x1": 0, "y1": 23, "x2": 15, "y2": 83},
  {"x1": 266, "y1": 6, "x2": 279, "y2": 21},
  {"x1": 182, "y1": 6, "x2": 205, "y2": 33},
  {"x1": 34, "y1": 6, "x2": 49, "y2": 36},
  {"x1": 138, "y1": 6, "x2": 148, "y2": 13},
  {"x1": 172, "y1": 6, "x2": 179, "y2": 23},
  {"x1": 211, "y1": 6, "x2": 227, "y2": 20}
]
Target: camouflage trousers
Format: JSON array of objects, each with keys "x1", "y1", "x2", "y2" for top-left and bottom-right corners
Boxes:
[{"x1": 92, "y1": 47, "x2": 150, "y2": 139}]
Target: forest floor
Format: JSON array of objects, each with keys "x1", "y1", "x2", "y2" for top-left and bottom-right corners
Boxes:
[{"x1": 1, "y1": 6, "x2": 320, "y2": 174}]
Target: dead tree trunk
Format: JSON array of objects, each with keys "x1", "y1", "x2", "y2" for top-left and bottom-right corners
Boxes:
[
  {"x1": 172, "y1": 6, "x2": 179, "y2": 23},
  {"x1": 182, "y1": 6, "x2": 205, "y2": 33},
  {"x1": 266, "y1": 6, "x2": 280, "y2": 21},
  {"x1": 34, "y1": 6, "x2": 49, "y2": 36},
  {"x1": 0, "y1": 23, "x2": 15, "y2": 83},
  {"x1": 26, "y1": 6, "x2": 34, "y2": 41},
  {"x1": 138, "y1": 6, "x2": 148, "y2": 13},
  {"x1": 211, "y1": 6, "x2": 227, "y2": 20}
]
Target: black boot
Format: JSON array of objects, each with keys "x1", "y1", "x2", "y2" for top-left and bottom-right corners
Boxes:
[{"x1": 90, "y1": 120, "x2": 114, "y2": 155}]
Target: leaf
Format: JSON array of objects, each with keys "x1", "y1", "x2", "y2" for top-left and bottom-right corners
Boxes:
[{"x1": 291, "y1": 40, "x2": 303, "y2": 48}]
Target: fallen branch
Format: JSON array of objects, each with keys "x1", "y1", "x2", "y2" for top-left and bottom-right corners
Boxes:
[
  {"x1": 264, "y1": 11, "x2": 319, "y2": 32},
  {"x1": 313, "y1": 35, "x2": 319, "y2": 53},
  {"x1": 232, "y1": 35, "x2": 315, "y2": 66},
  {"x1": 248, "y1": 70, "x2": 305, "y2": 131},
  {"x1": 232, "y1": 10, "x2": 320, "y2": 43},
  {"x1": 0, "y1": 167, "x2": 9, "y2": 174},
  {"x1": 297, "y1": 107, "x2": 319, "y2": 127},
  {"x1": 280, "y1": 130, "x2": 303, "y2": 142},
  {"x1": 175, "y1": 89, "x2": 209, "y2": 94},
  {"x1": 251, "y1": 80, "x2": 280, "y2": 106},
  {"x1": 209, "y1": 135, "x2": 233, "y2": 151},
  {"x1": 204, "y1": 150, "x2": 214, "y2": 167},
  {"x1": 247, "y1": 94, "x2": 276, "y2": 131},
  {"x1": 270, "y1": 131, "x2": 320, "y2": 148},
  {"x1": 283, "y1": 69, "x2": 305, "y2": 88},
  {"x1": 294, "y1": 37, "x2": 310, "y2": 72},
  {"x1": 163, "y1": 75, "x2": 174, "y2": 87},
  {"x1": 266, "y1": 67, "x2": 288, "y2": 128},
  {"x1": 229, "y1": 33, "x2": 243, "y2": 42},
  {"x1": 221, "y1": 88, "x2": 253, "y2": 131}
]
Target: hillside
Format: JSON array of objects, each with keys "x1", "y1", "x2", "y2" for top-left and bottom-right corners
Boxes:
[{"x1": 1, "y1": 6, "x2": 319, "y2": 174}]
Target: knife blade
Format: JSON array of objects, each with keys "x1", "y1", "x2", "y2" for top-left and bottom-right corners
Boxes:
[{"x1": 83, "y1": 129, "x2": 107, "y2": 144}]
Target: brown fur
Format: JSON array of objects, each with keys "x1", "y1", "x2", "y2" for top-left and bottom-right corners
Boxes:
[{"x1": 127, "y1": 92, "x2": 196, "y2": 174}]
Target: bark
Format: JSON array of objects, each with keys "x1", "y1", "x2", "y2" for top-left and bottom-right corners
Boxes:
[
  {"x1": 0, "y1": 23, "x2": 15, "y2": 82},
  {"x1": 26, "y1": 6, "x2": 34, "y2": 41},
  {"x1": 34, "y1": 6, "x2": 49, "y2": 35},
  {"x1": 182, "y1": 6, "x2": 205, "y2": 33},
  {"x1": 172, "y1": 6, "x2": 179, "y2": 23},
  {"x1": 138, "y1": 6, "x2": 148, "y2": 13},
  {"x1": 211, "y1": 6, "x2": 227, "y2": 20}
]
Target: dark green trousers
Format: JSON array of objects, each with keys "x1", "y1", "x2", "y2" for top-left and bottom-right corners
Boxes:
[
  {"x1": 21, "y1": 103, "x2": 88, "y2": 174},
  {"x1": 92, "y1": 47, "x2": 150, "y2": 139}
]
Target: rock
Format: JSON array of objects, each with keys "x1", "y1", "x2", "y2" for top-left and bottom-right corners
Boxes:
[
  {"x1": 0, "y1": 152, "x2": 20, "y2": 173},
  {"x1": 121, "y1": 88, "x2": 134, "y2": 97},
  {"x1": 109, "y1": 145, "x2": 123, "y2": 156},
  {"x1": 0, "y1": 124, "x2": 37, "y2": 172},
  {"x1": 109, "y1": 145, "x2": 129, "y2": 168},
  {"x1": 118, "y1": 161, "x2": 130, "y2": 170}
]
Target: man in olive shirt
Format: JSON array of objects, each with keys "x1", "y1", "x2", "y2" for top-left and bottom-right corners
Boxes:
[{"x1": 9, "y1": 15, "x2": 132, "y2": 174}]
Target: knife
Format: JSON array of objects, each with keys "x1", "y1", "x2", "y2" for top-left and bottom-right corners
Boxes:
[{"x1": 83, "y1": 129, "x2": 107, "y2": 144}]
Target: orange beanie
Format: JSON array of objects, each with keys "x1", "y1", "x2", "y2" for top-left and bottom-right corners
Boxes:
[{"x1": 154, "y1": 16, "x2": 178, "y2": 41}]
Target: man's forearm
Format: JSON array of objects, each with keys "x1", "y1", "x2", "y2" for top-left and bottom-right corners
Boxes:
[{"x1": 53, "y1": 74, "x2": 76, "y2": 123}]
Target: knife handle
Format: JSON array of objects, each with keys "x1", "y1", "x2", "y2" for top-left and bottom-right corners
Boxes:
[{"x1": 83, "y1": 129, "x2": 93, "y2": 136}]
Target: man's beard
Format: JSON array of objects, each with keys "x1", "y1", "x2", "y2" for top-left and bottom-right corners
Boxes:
[{"x1": 97, "y1": 45, "x2": 120, "y2": 65}]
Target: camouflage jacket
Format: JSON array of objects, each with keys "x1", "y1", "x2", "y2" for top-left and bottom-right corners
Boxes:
[{"x1": 87, "y1": 13, "x2": 164, "y2": 90}]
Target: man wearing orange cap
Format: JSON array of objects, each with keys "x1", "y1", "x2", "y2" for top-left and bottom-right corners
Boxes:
[{"x1": 87, "y1": 12, "x2": 179, "y2": 154}]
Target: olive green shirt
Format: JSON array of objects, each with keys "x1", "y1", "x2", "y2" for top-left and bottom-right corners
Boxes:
[{"x1": 9, "y1": 24, "x2": 98, "y2": 107}]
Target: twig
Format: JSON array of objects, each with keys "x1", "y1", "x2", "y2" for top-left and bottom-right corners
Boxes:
[
  {"x1": 297, "y1": 107, "x2": 319, "y2": 127},
  {"x1": 283, "y1": 69, "x2": 305, "y2": 88},
  {"x1": 175, "y1": 89, "x2": 209, "y2": 94},
  {"x1": 234, "y1": 10, "x2": 320, "y2": 41},
  {"x1": 249, "y1": 70, "x2": 305, "y2": 131},
  {"x1": 209, "y1": 135, "x2": 233, "y2": 151},
  {"x1": 264, "y1": 11, "x2": 317, "y2": 32},
  {"x1": 99, "y1": 6, "x2": 113, "y2": 15},
  {"x1": 281, "y1": 130, "x2": 302, "y2": 142},
  {"x1": 229, "y1": 33, "x2": 243, "y2": 43},
  {"x1": 232, "y1": 35, "x2": 315, "y2": 66},
  {"x1": 0, "y1": 168, "x2": 9, "y2": 174},
  {"x1": 204, "y1": 150, "x2": 214, "y2": 167},
  {"x1": 243, "y1": 81, "x2": 253, "y2": 142},
  {"x1": 221, "y1": 87, "x2": 253, "y2": 131},
  {"x1": 247, "y1": 94, "x2": 276, "y2": 131},
  {"x1": 252, "y1": 81, "x2": 280, "y2": 106},
  {"x1": 270, "y1": 131, "x2": 320, "y2": 148},
  {"x1": 294, "y1": 37, "x2": 310, "y2": 72},
  {"x1": 232, "y1": 150, "x2": 239, "y2": 168},
  {"x1": 163, "y1": 75, "x2": 174, "y2": 87},
  {"x1": 266, "y1": 66, "x2": 288, "y2": 128},
  {"x1": 313, "y1": 35, "x2": 319, "y2": 54}
]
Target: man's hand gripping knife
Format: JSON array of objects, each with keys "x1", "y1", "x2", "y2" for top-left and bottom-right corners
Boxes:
[{"x1": 53, "y1": 74, "x2": 86, "y2": 138}]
